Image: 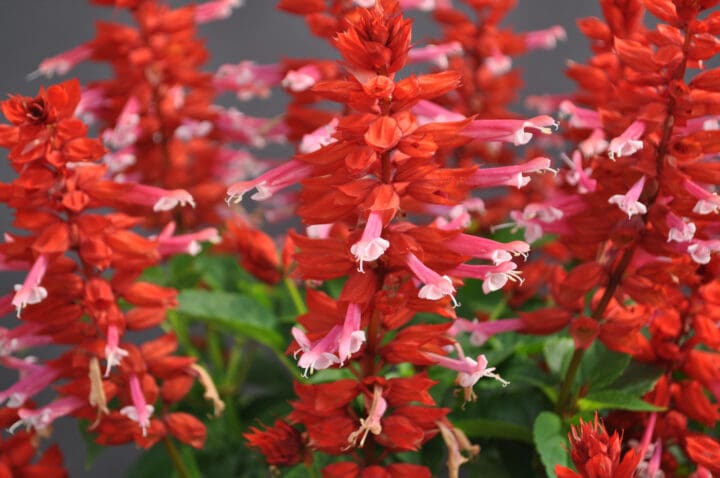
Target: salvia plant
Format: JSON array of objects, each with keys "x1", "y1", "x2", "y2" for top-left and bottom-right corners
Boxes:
[{"x1": 1, "y1": 0, "x2": 720, "y2": 477}]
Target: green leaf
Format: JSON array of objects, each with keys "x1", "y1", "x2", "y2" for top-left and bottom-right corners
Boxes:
[
  {"x1": 608, "y1": 361, "x2": 664, "y2": 396},
  {"x1": 169, "y1": 254, "x2": 204, "y2": 289},
  {"x1": 78, "y1": 421, "x2": 105, "y2": 469},
  {"x1": 533, "y1": 411, "x2": 570, "y2": 478},
  {"x1": 543, "y1": 337, "x2": 574, "y2": 377},
  {"x1": 176, "y1": 289, "x2": 283, "y2": 350},
  {"x1": 193, "y1": 253, "x2": 251, "y2": 291},
  {"x1": 578, "y1": 390, "x2": 665, "y2": 412},
  {"x1": 127, "y1": 445, "x2": 173, "y2": 478},
  {"x1": 459, "y1": 382, "x2": 551, "y2": 433},
  {"x1": 180, "y1": 447, "x2": 203, "y2": 478},
  {"x1": 454, "y1": 417, "x2": 533, "y2": 444},
  {"x1": 576, "y1": 341, "x2": 631, "y2": 392}
]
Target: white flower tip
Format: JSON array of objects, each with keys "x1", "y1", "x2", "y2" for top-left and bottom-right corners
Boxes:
[{"x1": 153, "y1": 191, "x2": 195, "y2": 212}]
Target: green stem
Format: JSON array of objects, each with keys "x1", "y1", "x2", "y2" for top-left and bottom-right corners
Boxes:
[
  {"x1": 206, "y1": 326, "x2": 224, "y2": 372},
  {"x1": 489, "y1": 296, "x2": 508, "y2": 321},
  {"x1": 274, "y1": 349, "x2": 302, "y2": 379},
  {"x1": 166, "y1": 311, "x2": 200, "y2": 359},
  {"x1": 555, "y1": 348, "x2": 584, "y2": 415},
  {"x1": 306, "y1": 463, "x2": 320, "y2": 478},
  {"x1": 284, "y1": 277, "x2": 307, "y2": 315},
  {"x1": 222, "y1": 339, "x2": 246, "y2": 390},
  {"x1": 231, "y1": 342, "x2": 256, "y2": 392},
  {"x1": 555, "y1": 245, "x2": 637, "y2": 415},
  {"x1": 163, "y1": 436, "x2": 191, "y2": 478}
]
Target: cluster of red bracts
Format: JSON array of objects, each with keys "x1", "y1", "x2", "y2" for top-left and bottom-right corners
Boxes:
[
  {"x1": 240, "y1": 1, "x2": 562, "y2": 476},
  {"x1": 0, "y1": 78, "x2": 221, "y2": 460},
  {"x1": 32, "y1": 0, "x2": 281, "y2": 238},
  {"x1": 494, "y1": 0, "x2": 720, "y2": 475}
]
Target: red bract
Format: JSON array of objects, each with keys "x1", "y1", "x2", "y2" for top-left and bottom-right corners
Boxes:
[
  {"x1": 244, "y1": 419, "x2": 309, "y2": 466},
  {"x1": 555, "y1": 414, "x2": 640, "y2": 478}
]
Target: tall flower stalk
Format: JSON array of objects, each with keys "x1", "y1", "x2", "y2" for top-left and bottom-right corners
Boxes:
[{"x1": 241, "y1": 1, "x2": 557, "y2": 475}]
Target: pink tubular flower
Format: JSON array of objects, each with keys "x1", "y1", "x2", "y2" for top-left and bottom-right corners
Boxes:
[
  {"x1": 484, "y1": 49, "x2": 513, "y2": 76},
  {"x1": 687, "y1": 239, "x2": 720, "y2": 265},
  {"x1": 350, "y1": 212, "x2": 389, "y2": 272},
  {"x1": 104, "y1": 325, "x2": 129, "y2": 377},
  {"x1": 292, "y1": 326, "x2": 342, "y2": 377},
  {"x1": 684, "y1": 179, "x2": 720, "y2": 215},
  {"x1": 451, "y1": 261, "x2": 523, "y2": 294},
  {"x1": 579, "y1": 129, "x2": 609, "y2": 158},
  {"x1": 194, "y1": 0, "x2": 242, "y2": 24},
  {"x1": 282, "y1": 65, "x2": 322, "y2": 92},
  {"x1": 412, "y1": 100, "x2": 465, "y2": 126},
  {"x1": 608, "y1": 121, "x2": 645, "y2": 160},
  {"x1": 214, "y1": 61, "x2": 282, "y2": 100},
  {"x1": 608, "y1": 176, "x2": 647, "y2": 218},
  {"x1": 102, "y1": 97, "x2": 140, "y2": 150},
  {"x1": 559, "y1": 100, "x2": 602, "y2": 129},
  {"x1": 425, "y1": 344, "x2": 507, "y2": 402},
  {"x1": 525, "y1": 26, "x2": 566, "y2": 50},
  {"x1": 12, "y1": 254, "x2": 49, "y2": 317},
  {"x1": 398, "y1": 0, "x2": 451, "y2": 10},
  {"x1": 155, "y1": 222, "x2": 220, "y2": 257},
  {"x1": 526, "y1": 94, "x2": 572, "y2": 114},
  {"x1": 0, "y1": 364, "x2": 60, "y2": 407},
  {"x1": 433, "y1": 205, "x2": 471, "y2": 231},
  {"x1": 445, "y1": 233, "x2": 529, "y2": 264},
  {"x1": 463, "y1": 116, "x2": 558, "y2": 146},
  {"x1": 405, "y1": 252, "x2": 458, "y2": 306},
  {"x1": 0, "y1": 322, "x2": 52, "y2": 357},
  {"x1": 338, "y1": 304, "x2": 365, "y2": 365},
  {"x1": 175, "y1": 119, "x2": 213, "y2": 141},
  {"x1": 299, "y1": 118, "x2": 339, "y2": 154},
  {"x1": 500, "y1": 203, "x2": 566, "y2": 243},
  {"x1": 563, "y1": 151, "x2": 597, "y2": 193},
  {"x1": 28, "y1": 44, "x2": 92, "y2": 79},
  {"x1": 306, "y1": 224, "x2": 333, "y2": 239},
  {"x1": 665, "y1": 212, "x2": 696, "y2": 243},
  {"x1": 104, "y1": 147, "x2": 136, "y2": 174},
  {"x1": 120, "y1": 374, "x2": 154, "y2": 436},
  {"x1": 9, "y1": 396, "x2": 84, "y2": 434},
  {"x1": 226, "y1": 159, "x2": 313, "y2": 203},
  {"x1": 408, "y1": 42, "x2": 463, "y2": 69},
  {"x1": 76, "y1": 87, "x2": 106, "y2": 124},
  {"x1": 124, "y1": 184, "x2": 196, "y2": 212},
  {"x1": 636, "y1": 412, "x2": 657, "y2": 461},
  {"x1": 448, "y1": 318, "x2": 525, "y2": 346},
  {"x1": 348, "y1": 384, "x2": 387, "y2": 448},
  {"x1": 467, "y1": 157, "x2": 555, "y2": 189},
  {"x1": 214, "y1": 107, "x2": 286, "y2": 147}
]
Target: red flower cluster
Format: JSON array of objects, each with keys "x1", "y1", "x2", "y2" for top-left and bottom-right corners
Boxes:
[
  {"x1": 242, "y1": 1, "x2": 557, "y2": 475},
  {"x1": 501, "y1": 0, "x2": 720, "y2": 474},
  {"x1": 556, "y1": 414, "x2": 640, "y2": 478},
  {"x1": 32, "y1": 0, "x2": 261, "y2": 231},
  {"x1": 0, "y1": 79, "x2": 220, "y2": 456},
  {"x1": 0, "y1": 409, "x2": 67, "y2": 478}
]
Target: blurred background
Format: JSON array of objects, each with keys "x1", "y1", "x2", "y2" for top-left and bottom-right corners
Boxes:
[{"x1": 0, "y1": 1, "x2": 600, "y2": 476}]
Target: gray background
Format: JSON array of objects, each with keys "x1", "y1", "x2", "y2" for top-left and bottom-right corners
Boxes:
[{"x1": 0, "y1": 1, "x2": 599, "y2": 476}]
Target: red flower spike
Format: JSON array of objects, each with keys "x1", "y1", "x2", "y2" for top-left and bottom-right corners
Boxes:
[
  {"x1": 559, "y1": 414, "x2": 640, "y2": 478},
  {"x1": 244, "y1": 419, "x2": 308, "y2": 466},
  {"x1": 238, "y1": 0, "x2": 545, "y2": 471}
]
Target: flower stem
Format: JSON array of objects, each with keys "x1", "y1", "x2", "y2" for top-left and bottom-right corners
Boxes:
[
  {"x1": 555, "y1": 245, "x2": 636, "y2": 415},
  {"x1": 284, "y1": 277, "x2": 307, "y2": 315},
  {"x1": 163, "y1": 436, "x2": 191, "y2": 478}
]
